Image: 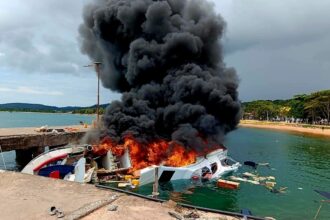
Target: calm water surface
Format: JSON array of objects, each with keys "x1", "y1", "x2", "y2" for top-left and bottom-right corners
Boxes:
[
  {"x1": 0, "y1": 111, "x2": 95, "y2": 128},
  {"x1": 0, "y1": 112, "x2": 329, "y2": 219}
]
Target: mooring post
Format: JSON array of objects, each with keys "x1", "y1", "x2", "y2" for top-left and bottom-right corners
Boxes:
[{"x1": 152, "y1": 166, "x2": 159, "y2": 198}]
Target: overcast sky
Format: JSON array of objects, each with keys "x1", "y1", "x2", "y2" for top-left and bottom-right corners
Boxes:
[{"x1": 0, "y1": 0, "x2": 329, "y2": 106}]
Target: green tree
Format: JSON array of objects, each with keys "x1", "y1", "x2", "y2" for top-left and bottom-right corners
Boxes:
[
  {"x1": 289, "y1": 94, "x2": 307, "y2": 118},
  {"x1": 305, "y1": 90, "x2": 330, "y2": 122},
  {"x1": 243, "y1": 100, "x2": 278, "y2": 120}
]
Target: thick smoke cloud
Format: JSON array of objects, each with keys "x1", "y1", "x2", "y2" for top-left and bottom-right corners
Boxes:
[{"x1": 79, "y1": 0, "x2": 241, "y2": 151}]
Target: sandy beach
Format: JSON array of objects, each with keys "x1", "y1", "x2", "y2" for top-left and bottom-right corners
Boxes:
[{"x1": 240, "y1": 120, "x2": 330, "y2": 138}]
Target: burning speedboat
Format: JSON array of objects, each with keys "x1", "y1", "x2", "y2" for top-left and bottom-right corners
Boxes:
[
  {"x1": 138, "y1": 148, "x2": 240, "y2": 186},
  {"x1": 90, "y1": 135, "x2": 241, "y2": 185},
  {"x1": 21, "y1": 136, "x2": 240, "y2": 187}
]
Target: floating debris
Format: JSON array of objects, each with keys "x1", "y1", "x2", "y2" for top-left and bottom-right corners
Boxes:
[
  {"x1": 243, "y1": 172, "x2": 257, "y2": 178},
  {"x1": 217, "y1": 179, "x2": 240, "y2": 189},
  {"x1": 243, "y1": 161, "x2": 272, "y2": 169},
  {"x1": 270, "y1": 187, "x2": 287, "y2": 194},
  {"x1": 118, "y1": 182, "x2": 130, "y2": 188},
  {"x1": 230, "y1": 176, "x2": 260, "y2": 185},
  {"x1": 244, "y1": 161, "x2": 258, "y2": 169}
]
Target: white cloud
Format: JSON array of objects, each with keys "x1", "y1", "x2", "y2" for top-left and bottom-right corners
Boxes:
[
  {"x1": 0, "y1": 85, "x2": 63, "y2": 96},
  {"x1": 0, "y1": 86, "x2": 11, "y2": 92},
  {"x1": 16, "y1": 86, "x2": 63, "y2": 96},
  {"x1": 0, "y1": 0, "x2": 90, "y2": 75}
]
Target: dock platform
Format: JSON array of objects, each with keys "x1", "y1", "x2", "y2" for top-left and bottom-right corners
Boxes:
[{"x1": 0, "y1": 171, "x2": 238, "y2": 220}]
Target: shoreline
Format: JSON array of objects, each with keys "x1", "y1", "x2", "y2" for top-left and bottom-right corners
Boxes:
[{"x1": 240, "y1": 120, "x2": 330, "y2": 138}]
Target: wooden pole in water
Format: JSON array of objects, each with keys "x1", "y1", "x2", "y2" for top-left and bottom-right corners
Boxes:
[
  {"x1": 313, "y1": 202, "x2": 323, "y2": 220},
  {"x1": 314, "y1": 200, "x2": 330, "y2": 220}
]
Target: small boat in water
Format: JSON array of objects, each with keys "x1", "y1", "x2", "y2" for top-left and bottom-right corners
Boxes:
[
  {"x1": 21, "y1": 144, "x2": 240, "y2": 186},
  {"x1": 21, "y1": 145, "x2": 85, "y2": 175},
  {"x1": 138, "y1": 148, "x2": 240, "y2": 185},
  {"x1": 21, "y1": 145, "x2": 95, "y2": 183}
]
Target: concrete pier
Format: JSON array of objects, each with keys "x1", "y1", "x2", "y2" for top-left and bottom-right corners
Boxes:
[
  {"x1": 0, "y1": 126, "x2": 88, "y2": 152},
  {"x1": 0, "y1": 126, "x2": 89, "y2": 168},
  {"x1": 0, "y1": 171, "x2": 237, "y2": 220}
]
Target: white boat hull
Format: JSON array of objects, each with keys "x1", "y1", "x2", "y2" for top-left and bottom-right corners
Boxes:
[
  {"x1": 21, "y1": 146, "x2": 85, "y2": 175},
  {"x1": 139, "y1": 149, "x2": 240, "y2": 186}
]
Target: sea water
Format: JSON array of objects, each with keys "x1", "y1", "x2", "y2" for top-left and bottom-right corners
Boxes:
[
  {"x1": 0, "y1": 111, "x2": 95, "y2": 128},
  {"x1": 129, "y1": 128, "x2": 330, "y2": 219}
]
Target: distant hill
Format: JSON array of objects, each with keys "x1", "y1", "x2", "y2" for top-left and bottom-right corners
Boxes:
[{"x1": 0, "y1": 103, "x2": 108, "y2": 113}]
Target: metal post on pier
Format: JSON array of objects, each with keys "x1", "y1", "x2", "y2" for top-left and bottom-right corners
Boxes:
[
  {"x1": 84, "y1": 62, "x2": 102, "y2": 127},
  {"x1": 94, "y1": 62, "x2": 102, "y2": 125}
]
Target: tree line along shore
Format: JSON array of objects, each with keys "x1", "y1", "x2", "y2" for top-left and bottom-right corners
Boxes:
[
  {"x1": 1, "y1": 89, "x2": 329, "y2": 125},
  {"x1": 0, "y1": 103, "x2": 107, "y2": 115},
  {"x1": 242, "y1": 89, "x2": 330, "y2": 125}
]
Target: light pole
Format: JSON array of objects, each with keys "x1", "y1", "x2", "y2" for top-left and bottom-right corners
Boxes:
[{"x1": 84, "y1": 62, "x2": 102, "y2": 125}]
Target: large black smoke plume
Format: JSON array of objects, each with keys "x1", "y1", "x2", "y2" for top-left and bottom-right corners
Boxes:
[{"x1": 79, "y1": 0, "x2": 241, "y2": 151}]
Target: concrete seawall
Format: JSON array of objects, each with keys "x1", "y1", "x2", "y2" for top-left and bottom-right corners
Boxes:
[{"x1": 0, "y1": 126, "x2": 89, "y2": 152}]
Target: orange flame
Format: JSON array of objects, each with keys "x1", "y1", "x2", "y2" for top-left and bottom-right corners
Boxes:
[
  {"x1": 92, "y1": 135, "x2": 201, "y2": 172},
  {"x1": 92, "y1": 134, "x2": 225, "y2": 172},
  {"x1": 164, "y1": 142, "x2": 197, "y2": 167}
]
